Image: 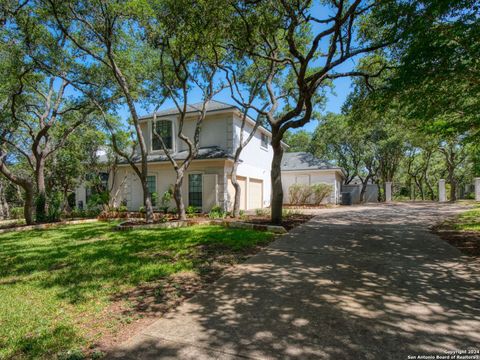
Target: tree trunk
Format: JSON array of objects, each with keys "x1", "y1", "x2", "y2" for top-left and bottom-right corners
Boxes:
[
  {"x1": 449, "y1": 176, "x2": 457, "y2": 202},
  {"x1": 230, "y1": 161, "x2": 241, "y2": 218},
  {"x1": 0, "y1": 182, "x2": 5, "y2": 219},
  {"x1": 35, "y1": 158, "x2": 47, "y2": 221},
  {"x1": 174, "y1": 172, "x2": 186, "y2": 220},
  {"x1": 270, "y1": 136, "x2": 284, "y2": 225},
  {"x1": 141, "y1": 180, "x2": 154, "y2": 223},
  {"x1": 414, "y1": 177, "x2": 425, "y2": 200},
  {"x1": 62, "y1": 186, "x2": 71, "y2": 214},
  {"x1": 426, "y1": 180, "x2": 435, "y2": 201},
  {"x1": 24, "y1": 185, "x2": 35, "y2": 225},
  {"x1": 359, "y1": 182, "x2": 368, "y2": 203}
]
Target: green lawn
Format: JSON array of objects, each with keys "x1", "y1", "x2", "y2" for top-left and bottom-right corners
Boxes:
[
  {"x1": 453, "y1": 205, "x2": 480, "y2": 232},
  {"x1": 0, "y1": 222, "x2": 273, "y2": 359}
]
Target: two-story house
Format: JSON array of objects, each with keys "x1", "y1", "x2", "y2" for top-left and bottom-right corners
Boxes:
[
  {"x1": 112, "y1": 101, "x2": 274, "y2": 212},
  {"x1": 75, "y1": 101, "x2": 345, "y2": 212}
]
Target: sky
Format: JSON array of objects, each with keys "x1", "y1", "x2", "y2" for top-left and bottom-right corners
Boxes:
[{"x1": 111, "y1": 2, "x2": 359, "y2": 135}]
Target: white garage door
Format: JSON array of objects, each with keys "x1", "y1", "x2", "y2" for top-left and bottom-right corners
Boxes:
[{"x1": 248, "y1": 178, "x2": 263, "y2": 209}]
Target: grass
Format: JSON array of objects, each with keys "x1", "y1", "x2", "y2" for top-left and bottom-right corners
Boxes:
[
  {"x1": 0, "y1": 222, "x2": 273, "y2": 359},
  {"x1": 452, "y1": 205, "x2": 480, "y2": 232}
]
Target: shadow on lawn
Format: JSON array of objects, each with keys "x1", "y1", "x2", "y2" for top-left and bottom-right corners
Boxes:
[
  {"x1": 109, "y1": 203, "x2": 480, "y2": 360},
  {"x1": 0, "y1": 223, "x2": 273, "y2": 358},
  {"x1": 0, "y1": 224, "x2": 271, "y2": 304}
]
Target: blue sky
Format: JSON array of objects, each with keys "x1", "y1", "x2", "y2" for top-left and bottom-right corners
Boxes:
[{"x1": 114, "y1": 2, "x2": 358, "y2": 134}]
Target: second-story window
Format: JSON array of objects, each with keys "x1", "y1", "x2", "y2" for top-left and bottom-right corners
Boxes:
[
  {"x1": 261, "y1": 133, "x2": 269, "y2": 149},
  {"x1": 152, "y1": 119, "x2": 173, "y2": 151}
]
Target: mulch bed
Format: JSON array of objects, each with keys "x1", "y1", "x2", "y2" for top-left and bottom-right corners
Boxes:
[
  {"x1": 283, "y1": 204, "x2": 329, "y2": 209},
  {"x1": 432, "y1": 224, "x2": 480, "y2": 257},
  {"x1": 243, "y1": 214, "x2": 314, "y2": 231},
  {"x1": 116, "y1": 213, "x2": 314, "y2": 232}
]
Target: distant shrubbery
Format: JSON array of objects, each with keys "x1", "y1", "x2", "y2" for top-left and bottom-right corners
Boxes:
[
  {"x1": 288, "y1": 183, "x2": 332, "y2": 205},
  {"x1": 10, "y1": 207, "x2": 24, "y2": 219}
]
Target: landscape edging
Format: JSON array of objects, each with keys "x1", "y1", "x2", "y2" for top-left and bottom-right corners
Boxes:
[
  {"x1": 0, "y1": 218, "x2": 99, "y2": 234},
  {"x1": 115, "y1": 219, "x2": 287, "y2": 233}
]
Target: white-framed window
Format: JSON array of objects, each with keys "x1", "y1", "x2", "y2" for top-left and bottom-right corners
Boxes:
[
  {"x1": 152, "y1": 119, "x2": 173, "y2": 151},
  {"x1": 146, "y1": 175, "x2": 157, "y2": 206},
  {"x1": 261, "y1": 133, "x2": 269, "y2": 149},
  {"x1": 188, "y1": 174, "x2": 203, "y2": 209}
]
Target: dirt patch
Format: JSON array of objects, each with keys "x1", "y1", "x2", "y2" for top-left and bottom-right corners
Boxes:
[{"x1": 432, "y1": 226, "x2": 480, "y2": 257}]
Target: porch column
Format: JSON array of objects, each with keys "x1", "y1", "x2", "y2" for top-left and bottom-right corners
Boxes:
[
  {"x1": 475, "y1": 177, "x2": 480, "y2": 202},
  {"x1": 439, "y1": 179, "x2": 447, "y2": 202},
  {"x1": 385, "y1": 182, "x2": 392, "y2": 203}
]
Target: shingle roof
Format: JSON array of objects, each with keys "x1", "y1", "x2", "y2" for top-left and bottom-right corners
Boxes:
[
  {"x1": 139, "y1": 100, "x2": 236, "y2": 120},
  {"x1": 120, "y1": 146, "x2": 233, "y2": 164},
  {"x1": 281, "y1": 152, "x2": 341, "y2": 171}
]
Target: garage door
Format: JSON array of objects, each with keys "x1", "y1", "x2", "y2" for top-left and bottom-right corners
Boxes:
[
  {"x1": 227, "y1": 176, "x2": 247, "y2": 210},
  {"x1": 248, "y1": 178, "x2": 263, "y2": 209}
]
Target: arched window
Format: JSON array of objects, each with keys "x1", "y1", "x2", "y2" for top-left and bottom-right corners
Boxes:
[{"x1": 152, "y1": 119, "x2": 173, "y2": 150}]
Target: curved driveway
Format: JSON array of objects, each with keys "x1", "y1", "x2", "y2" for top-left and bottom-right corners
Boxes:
[{"x1": 110, "y1": 203, "x2": 480, "y2": 360}]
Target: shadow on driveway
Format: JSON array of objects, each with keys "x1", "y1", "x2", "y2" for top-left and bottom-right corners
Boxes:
[{"x1": 108, "y1": 203, "x2": 480, "y2": 360}]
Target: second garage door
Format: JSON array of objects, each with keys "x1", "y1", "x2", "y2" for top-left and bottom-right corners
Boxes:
[{"x1": 248, "y1": 178, "x2": 263, "y2": 209}]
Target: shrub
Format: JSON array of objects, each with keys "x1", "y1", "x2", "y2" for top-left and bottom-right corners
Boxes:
[
  {"x1": 299, "y1": 184, "x2": 313, "y2": 204},
  {"x1": 47, "y1": 192, "x2": 62, "y2": 222},
  {"x1": 288, "y1": 184, "x2": 313, "y2": 205},
  {"x1": 288, "y1": 184, "x2": 302, "y2": 205},
  {"x1": 10, "y1": 207, "x2": 24, "y2": 219},
  {"x1": 70, "y1": 208, "x2": 86, "y2": 219},
  {"x1": 255, "y1": 208, "x2": 268, "y2": 216},
  {"x1": 186, "y1": 205, "x2": 198, "y2": 217},
  {"x1": 282, "y1": 209, "x2": 301, "y2": 218},
  {"x1": 151, "y1": 192, "x2": 158, "y2": 208},
  {"x1": 161, "y1": 187, "x2": 173, "y2": 213},
  {"x1": 118, "y1": 205, "x2": 128, "y2": 213},
  {"x1": 35, "y1": 193, "x2": 47, "y2": 223},
  {"x1": 311, "y1": 183, "x2": 333, "y2": 205},
  {"x1": 208, "y1": 205, "x2": 226, "y2": 219},
  {"x1": 87, "y1": 191, "x2": 109, "y2": 209}
]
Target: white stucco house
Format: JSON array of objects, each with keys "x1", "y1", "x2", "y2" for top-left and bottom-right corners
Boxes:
[{"x1": 75, "y1": 101, "x2": 345, "y2": 211}]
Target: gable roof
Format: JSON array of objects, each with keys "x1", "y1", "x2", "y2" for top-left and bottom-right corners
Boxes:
[
  {"x1": 139, "y1": 100, "x2": 236, "y2": 120},
  {"x1": 281, "y1": 152, "x2": 342, "y2": 172},
  {"x1": 138, "y1": 100, "x2": 295, "y2": 147}
]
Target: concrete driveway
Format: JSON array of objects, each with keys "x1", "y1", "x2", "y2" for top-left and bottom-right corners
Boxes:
[{"x1": 109, "y1": 203, "x2": 480, "y2": 360}]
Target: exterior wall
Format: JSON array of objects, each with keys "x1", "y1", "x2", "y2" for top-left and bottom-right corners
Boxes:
[
  {"x1": 142, "y1": 113, "x2": 229, "y2": 154},
  {"x1": 341, "y1": 184, "x2": 379, "y2": 204},
  {"x1": 281, "y1": 170, "x2": 342, "y2": 204},
  {"x1": 111, "y1": 110, "x2": 275, "y2": 212},
  {"x1": 231, "y1": 114, "x2": 273, "y2": 208},
  {"x1": 110, "y1": 160, "x2": 229, "y2": 212}
]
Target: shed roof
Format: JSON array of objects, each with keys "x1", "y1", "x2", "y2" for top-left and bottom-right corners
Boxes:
[{"x1": 281, "y1": 152, "x2": 342, "y2": 172}]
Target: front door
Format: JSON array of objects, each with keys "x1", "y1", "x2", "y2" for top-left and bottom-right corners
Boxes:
[{"x1": 188, "y1": 174, "x2": 203, "y2": 209}]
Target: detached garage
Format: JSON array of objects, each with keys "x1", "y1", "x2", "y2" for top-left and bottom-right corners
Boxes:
[{"x1": 281, "y1": 152, "x2": 344, "y2": 204}]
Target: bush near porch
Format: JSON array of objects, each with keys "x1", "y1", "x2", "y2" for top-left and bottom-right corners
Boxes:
[{"x1": 0, "y1": 222, "x2": 273, "y2": 359}]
